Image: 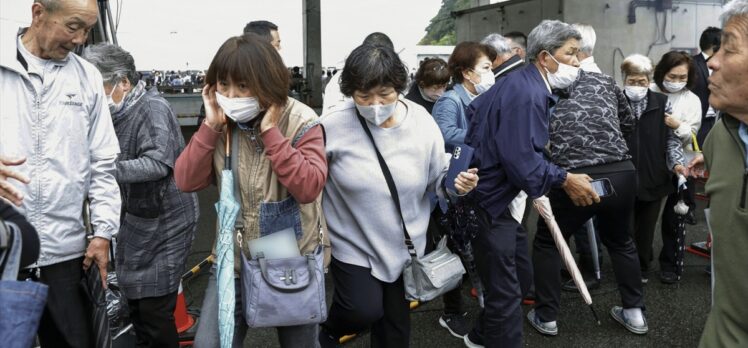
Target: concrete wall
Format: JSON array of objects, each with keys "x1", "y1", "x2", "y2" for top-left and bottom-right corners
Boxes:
[{"x1": 455, "y1": 0, "x2": 724, "y2": 82}]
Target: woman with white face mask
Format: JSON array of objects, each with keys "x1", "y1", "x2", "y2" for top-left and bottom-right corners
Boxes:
[
  {"x1": 174, "y1": 34, "x2": 328, "y2": 347},
  {"x1": 432, "y1": 42, "x2": 496, "y2": 154},
  {"x1": 318, "y1": 44, "x2": 479, "y2": 347},
  {"x1": 620, "y1": 54, "x2": 687, "y2": 286},
  {"x1": 651, "y1": 51, "x2": 703, "y2": 146},
  {"x1": 404, "y1": 58, "x2": 449, "y2": 114},
  {"x1": 650, "y1": 51, "x2": 702, "y2": 284}
]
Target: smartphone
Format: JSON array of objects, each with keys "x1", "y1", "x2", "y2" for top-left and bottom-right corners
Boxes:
[
  {"x1": 590, "y1": 178, "x2": 614, "y2": 198},
  {"x1": 446, "y1": 144, "x2": 475, "y2": 194}
]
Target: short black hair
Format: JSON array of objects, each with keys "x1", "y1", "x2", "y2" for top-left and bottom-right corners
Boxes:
[
  {"x1": 504, "y1": 31, "x2": 527, "y2": 49},
  {"x1": 340, "y1": 44, "x2": 407, "y2": 97},
  {"x1": 243, "y1": 20, "x2": 278, "y2": 43},
  {"x1": 653, "y1": 50, "x2": 696, "y2": 91},
  {"x1": 362, "y1": 32, "x2": 394, "y2": 51},
  {"x1": 699, "y1": 27, "x2": 722, "y2": 52}
]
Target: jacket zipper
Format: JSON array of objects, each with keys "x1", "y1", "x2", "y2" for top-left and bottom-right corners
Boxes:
[{"x1": 741, "y1": 169, "x2": 748, "y2": 209}]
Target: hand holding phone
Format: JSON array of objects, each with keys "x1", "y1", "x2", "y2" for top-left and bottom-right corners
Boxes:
[{"x1": 590, "y1": 178, "x2": 615, "y2": 198}]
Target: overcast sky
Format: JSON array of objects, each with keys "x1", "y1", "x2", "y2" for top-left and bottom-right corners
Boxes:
[{"x1": 0, "y1": 0, "x2": 443, "y2": 70}]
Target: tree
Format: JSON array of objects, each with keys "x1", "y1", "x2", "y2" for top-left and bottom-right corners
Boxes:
[{"x1": 419, "y1": 0, "x2": 471, "y2": 45}]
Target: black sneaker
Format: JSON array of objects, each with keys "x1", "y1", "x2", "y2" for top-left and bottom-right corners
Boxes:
[
  {"x1": 439, "y1": 312, "x2": 470, "y2": 338},
  {"x1": 463, "y1": 329, "x2": 484, "y2": 348},
  {"x1": 659, "y1": 271, "x2": 680, "y2": 284},
  {"x1": 685, "y1": 210, "x2": 697, "y2": 225}
]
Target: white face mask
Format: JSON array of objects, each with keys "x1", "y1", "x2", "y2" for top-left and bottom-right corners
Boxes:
[
  {"x1": 544, "y1": 52, "x2": 580, "y2": 89},
  {"x1": 107, "y1": 83, "x2": 125, "y2": 114},
  {"x1": 355, "y1": 101, "x2": 397, "y2": 126},
  {"x1": 418, "y1": 86, "x2": 444, "y2": 103},
  {"x1": 469, "y1": 69, "x2": 495, "y2": 94},
  {"x1": 215, "y1": 91, "x2": 263, "y2": 123},
  {"x1": 663, "y1": 80, "x2": 687, "y2": 93},
  {"x1": 624, "y1": 86, "x2": 648, "y2": 102}
]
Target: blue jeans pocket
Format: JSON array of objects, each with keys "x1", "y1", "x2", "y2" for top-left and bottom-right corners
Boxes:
[{"x1": 258, "y1": 196, "x2": 303, "y2": 240}]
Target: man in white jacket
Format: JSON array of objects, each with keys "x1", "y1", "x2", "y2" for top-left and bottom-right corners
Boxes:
[{"x1": 0, "y1": 1, "x2": 121, "y2": 347}]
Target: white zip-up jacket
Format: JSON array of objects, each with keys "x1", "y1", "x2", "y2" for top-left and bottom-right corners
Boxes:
[{"x1": 0, "y1": 27, "x2": 121, "y2": 267}]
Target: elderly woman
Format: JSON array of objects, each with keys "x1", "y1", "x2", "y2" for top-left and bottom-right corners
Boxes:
[
  {"x1": 317, "y1": 44, "x2": 478, "y2": 347},
  {"x1": 620, "y1": 54, "x2": 687, "y2": 284},
  {"x1": 433, "y1": 42, "x2": 495, "y2": 153},
  {"x1": 462, "y1": 20, "x2": 598, "y2": 348},
  {"x1": 521, "y1": 22, "x2": 647, "y2": 337},
  {"x1": 404, "y1": 57, "x2": 449, "y2": 114},
  {"x1": 83, "y1": 43, "x2": 199, "y2": 347},
  {"x1": 174, "y1": 34, "x2": 327, "y2": 347},
  {"x1": 652, "y1": 51, "x2": 702, "y2": 283}
]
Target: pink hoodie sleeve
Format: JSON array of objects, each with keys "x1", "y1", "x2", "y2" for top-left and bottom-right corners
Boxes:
[
  {"x1": 174, "y1": 122, "x2": 222, "y2": 192},
  {"x1": 261, "y1": 125, "x2": 327, "y2": 204}
]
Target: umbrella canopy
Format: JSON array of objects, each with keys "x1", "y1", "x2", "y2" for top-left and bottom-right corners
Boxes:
[
  {"x1": 216, "y1": 169, "x2": 240, "y2": 348},
  {"x1": 82, "y1": 264, "x2": 112, "y2": 348},
  {"x1": 533, "y1": 196, "x2": 600, "y2": 324}
]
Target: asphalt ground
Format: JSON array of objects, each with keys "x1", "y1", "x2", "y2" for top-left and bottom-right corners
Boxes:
[{"x1": 177, "y1": 126, "x2": 712, "y2": 348}]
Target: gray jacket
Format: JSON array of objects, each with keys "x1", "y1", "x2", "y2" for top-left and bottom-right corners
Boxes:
[{"x1": 0, "y1": 28, "x2": 121, "y2": 267}]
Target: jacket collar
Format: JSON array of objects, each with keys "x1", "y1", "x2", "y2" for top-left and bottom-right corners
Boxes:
[
  {"x1": 493, "y1": 55, "x2": 524, "y2": 78},
  {"x1": 1, "y1": 27, "x2": 71, "y2": 75},
  {"x1": 453, "y1": 83, "x2": 475, "y2": 107},
  {"x1": 642, "y1": 90, "x2": 662, "y2": 114}
]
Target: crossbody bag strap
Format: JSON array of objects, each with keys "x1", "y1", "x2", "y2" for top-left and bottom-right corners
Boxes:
[
  {"x1": 231, "y1": 126, "x2": 245, "y2": 231},
  {"x1": 355, "y1": 111, "x2": 417, "y2": 258}
]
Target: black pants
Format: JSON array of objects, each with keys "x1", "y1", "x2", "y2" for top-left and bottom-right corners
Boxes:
[
  {"x1": 18, "y1": 257, "x2": 93, "y2": 348},
  {"x1": 425, "y1": 208, "x2": 463, "y2": 315},
  {"x1": 321, "y1": 258, "x2": 410, "y2": 348},
  {"x1": 659, "y1": 177, "x2": 695, "y2": 272},
  {"x1": 128, "y1": 291, "x2": 179, "y2": 348},
  {"x1": 471, "y1": 208, "x2": 532, "y2": 348},
  {"x1": 533, "y1": 168, "x2": 644, "y2": 322},
  {"x1": 630, "y1": 198, "x2": 665, "y2": 272}
]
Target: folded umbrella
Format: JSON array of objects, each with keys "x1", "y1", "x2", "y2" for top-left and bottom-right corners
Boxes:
[
  {"x1": 215, "y1": 128, "x2": 240, "y2": 348},
  {"x1": 585, "y1": 219, "x2": 601, "y2": 281},
  {"x1": 534, "y1": 196, "x2": 600, "y2": 324}
]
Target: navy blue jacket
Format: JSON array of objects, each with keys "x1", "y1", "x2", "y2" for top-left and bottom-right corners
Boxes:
[{"x1": 465, "y1": 64, "x2": 567, "y2": 219}]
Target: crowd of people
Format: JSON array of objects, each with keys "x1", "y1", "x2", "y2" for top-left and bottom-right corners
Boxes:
[{"x1": 1, "y1": 0, "x2": 748, "y2": 348}]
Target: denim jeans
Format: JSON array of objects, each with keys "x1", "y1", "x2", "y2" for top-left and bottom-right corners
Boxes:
[
  {"x1": 0, "y1": 222, "x2": 48, "y2": 348},
  {"x1": 193, "y1": 269, "x2": 319, "y2": 348}
]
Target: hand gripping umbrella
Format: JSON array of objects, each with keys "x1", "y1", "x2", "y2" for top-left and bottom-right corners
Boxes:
[
  {"x1": 215, "y1": 126, "x2": 240, "y2": 348},
  {"x1": 534, "y1": 196, "x2": 600, "y2": 325}
]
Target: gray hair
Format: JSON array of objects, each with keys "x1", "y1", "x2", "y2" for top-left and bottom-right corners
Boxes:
[
  {"x1": 82, "y1": 43, "x2": 140, "y2": 85},
  {"x1": 572, "y1": 23, "x2": 596, "y2": 55},
  {"x1": 721, "y1": 0, "x2": 748, "y2": 29},
  {"x1": 34, "y1": 0, "x2": 61, "y2": 13},
  {"x1": 620, "y1": 54, "x2": 653, "y2": 79},
  {"x1": 481, "y1": 33, "x2": 512, "y2": 56},
  {"x1": 526, "y1": 20, "x2": 582, "y2": 62}
]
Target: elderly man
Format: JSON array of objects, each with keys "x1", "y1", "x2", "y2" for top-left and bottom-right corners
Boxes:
[
  {"x1": 481, "y1": 33, "x2": 525, "y2": 81},
  {"x1": 572, "y1": 23, "x2": 602, "y2": 74},
  {"x1": 690, "y1": 1, "x2": 748, "y2": 346},
  {"x1": 462, "y1": 20, "x2": 598, "y2": 348},
  {"x1": 0, "y1": 0, "x2": 121, "y2": 347}
]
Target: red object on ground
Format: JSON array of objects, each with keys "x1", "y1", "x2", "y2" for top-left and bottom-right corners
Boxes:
[{"x1": 174, "y1": 283, "x2": 195, "y2": 346}]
